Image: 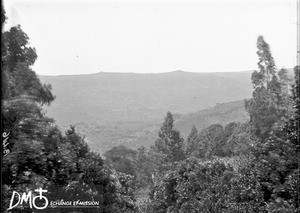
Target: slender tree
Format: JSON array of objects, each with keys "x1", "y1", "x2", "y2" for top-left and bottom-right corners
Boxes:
[
  {"x1": 185, "y1": 125, "x2": 198, "y2": 156},
  {"x1": 154, "y1": 112, "x2": 185, "y2": 164},
  {"x1": 245, "y1": 36, "x2": 287, "y2": 141}
]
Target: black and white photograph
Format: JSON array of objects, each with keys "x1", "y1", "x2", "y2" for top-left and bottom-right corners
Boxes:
[{"x1": 1, "y1": 0, "x2": 299, "y2": 212}]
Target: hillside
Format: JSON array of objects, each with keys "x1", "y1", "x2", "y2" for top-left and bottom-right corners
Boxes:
[
  {"x1": 56, "y1": 99, "x2": 248, "y2": 154},
  {"x1": 175, "y1": 99, "x2": 249, "y2": 137},
  {"x1": 40, "y1": 71, "x2": 252, "y2": 153}
]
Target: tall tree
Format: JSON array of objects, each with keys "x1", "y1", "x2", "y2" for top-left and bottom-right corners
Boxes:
[
  {"x1": 255, "y1": 35, "x2": 276, "y2": 89},
  {"x1": 185, "y1": 125, "x2": 198, "y2": 156},
  {"x1": 2, "y1": 25, "x2": 54, "y2": 104},
  {"x1": 245, "y1": 36, "x2": 287, "y2": 141},
  {"x1": 153, "y1": 112, "x2": 185, "y2": 164},
  {"x1": 2, "y1": 25, "x2": 37, "y2": 70}
]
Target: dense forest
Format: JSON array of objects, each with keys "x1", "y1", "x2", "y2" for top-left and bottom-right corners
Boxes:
[{"x1": 2, "y1": 7, "x2": 300, "y2": 213}]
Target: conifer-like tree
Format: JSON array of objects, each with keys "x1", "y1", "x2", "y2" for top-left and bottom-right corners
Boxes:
[
  {"x1": 154, "y1": 112, "x2": 185, "y2": 163},
  {"x1": 185, "y1": 124, "x2": 198, "y2": 156}
]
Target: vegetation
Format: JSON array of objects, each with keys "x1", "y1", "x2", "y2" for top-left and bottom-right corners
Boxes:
[
  {"x1": 2, "y1": 6, "x2": 299, "y2": 213},
  {"x1": 1, "y1": 13, "x2": 137, "y2": 213},
  {"x1": 104, "y1": 37, "x2": 299, "y2": 213},
  {"x1": 53, "y1": 99, "x2": 249, "y2": 155}
]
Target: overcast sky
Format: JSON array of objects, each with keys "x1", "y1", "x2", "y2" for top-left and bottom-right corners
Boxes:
[{"x1": 3, "y1": 0, "x2": 297, "y2": 75}]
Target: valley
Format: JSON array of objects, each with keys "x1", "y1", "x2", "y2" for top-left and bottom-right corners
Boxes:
[{"x1": 40, "y1": 71, "x2": 252, "y2": 153}]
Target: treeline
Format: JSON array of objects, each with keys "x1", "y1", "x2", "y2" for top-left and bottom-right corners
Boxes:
[
  {"x1": 105, "y1": 36, "x2": 299, "y2": 213},
  {"x1": 1, "y1": 11, "x2": 137, "y2": 213}
]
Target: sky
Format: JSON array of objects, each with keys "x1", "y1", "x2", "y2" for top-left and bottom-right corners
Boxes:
[{"x1": 3, "y1": 0, "x2": 298, "y2": 75}]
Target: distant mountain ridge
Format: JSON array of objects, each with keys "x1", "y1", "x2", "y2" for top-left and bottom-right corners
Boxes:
[
  {"x1": 40, "y1": 70, "x2": 253, "y2": 153},
  {"x1": 40, "y1": 70, "x2": 252, "y2": 124}
]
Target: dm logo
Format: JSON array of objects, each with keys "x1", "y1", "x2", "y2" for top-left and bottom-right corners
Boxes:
[{"x1": 8, "y1": 188, "x2": 49, "y2": 210}]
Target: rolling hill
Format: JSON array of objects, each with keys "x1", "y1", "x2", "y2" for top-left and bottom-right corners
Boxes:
[{"x1": 40, "y1": 70, "x2": 253, "y2": 153}]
